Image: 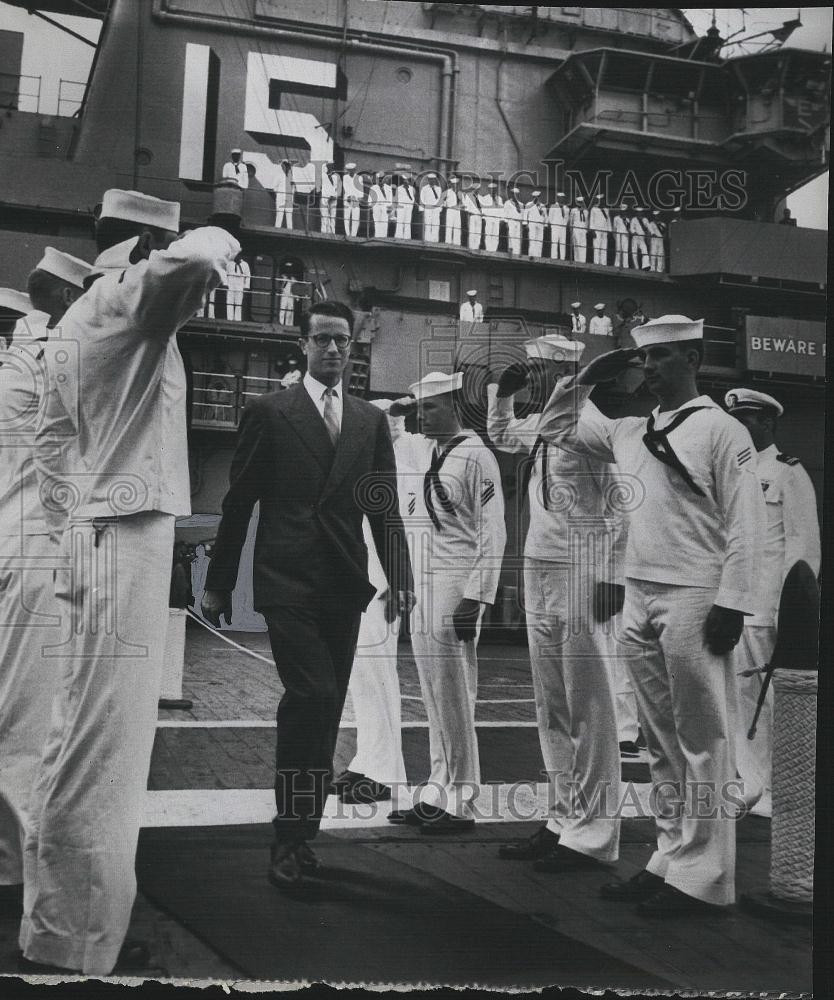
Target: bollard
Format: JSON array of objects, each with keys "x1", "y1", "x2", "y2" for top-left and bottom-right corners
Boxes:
[{"x1": 742, "y1": 560, "x2": 818, "y2": 924}]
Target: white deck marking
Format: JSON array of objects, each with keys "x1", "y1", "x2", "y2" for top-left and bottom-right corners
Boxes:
[{"x1": 142, "y1": 781, "x2": 654, "y2": 828}]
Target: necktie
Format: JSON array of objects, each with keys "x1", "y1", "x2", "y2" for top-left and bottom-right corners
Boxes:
[
  {"x1": 642, "y1": 407, "x2": 709, "y2": 496},
  {"x1": 322, "y1": 388, "x2": 340, "y2": 447},
  {"x1": 523, "y1": 436, "x2": 549, "y2": 511}
]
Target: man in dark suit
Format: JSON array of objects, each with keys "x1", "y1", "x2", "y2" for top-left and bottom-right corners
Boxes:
[{"x1": 201, "y1": 301, "x2": 412, "y2": 889}]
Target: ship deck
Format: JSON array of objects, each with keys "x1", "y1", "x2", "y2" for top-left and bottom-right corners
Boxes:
[{"x1": 0, "y1": 622, "x2": 813, "y2": 992}]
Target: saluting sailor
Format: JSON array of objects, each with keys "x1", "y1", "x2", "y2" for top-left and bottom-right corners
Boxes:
[
  {"x1": 523, "y1": 190, "x2": 547, "y2": 258},
  {"x1": 487, "y1": 335, "x2": 626, "y2": 872},
  {"x1": 0, "y1": 249, "x2": 91, "y2": 918},
  {"x1": 724, "y1": 388, "x2": 821, "y2": 818},
  {"x1": 387, "y1": 372, "x2": 506, "y2": 833},
  {"x1": 548, "y1": 192, "x2": 570, "y2": 261},
  {"x1": 19, "y1": 190, "x2": 239, "y2": 976},
  {"x1": 538, "y1": 315, "x2": 765, "y2": 916}
]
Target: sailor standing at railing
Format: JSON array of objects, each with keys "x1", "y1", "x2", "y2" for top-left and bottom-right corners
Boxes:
[
  {"x1": 629, "y1": 207, "x2": 651, "y2": 270},
  {"x1": 481, "y1": 181, "x2": 503, "y2": 252},
  {"x1": 226, "y1": 253, "x2": 250, "y2": 322},
  {"x1": 395, "y1": 172, "x2": 416, "y2": 240},
  {"x1": 504, "y1": 187, "x2": 524, "y2": 256},
  {"x1": 443, "y1": 175, "x2": 462, "y2": 245},
  {"x1": 320, "y1": 161, "x2": 341, "y2": 235},
  {"x1": 274, "y1": 158, "x2": 295, "y2": 230},
  {"x1": 463, "y1": 184, "x2": 483, "y2": 250},
  {"x1": 222, "y1": 148, "x2": 249, "y2": 190},
  {"x1": 343, "y1": 163, "x2": 364, "y2": 237},
  {"x1": 523, "y1": 191, "x2": 547, "y2": 258},
  {"x1": 569, "y1": 196, "x2": 588, "y2": 263},
  {"x1": 590, "y1": 194, "x2": 611, "y2": 266},
  {"x1": 369, "y1": 171, "x2": 394, "y2": 238},
  {"x1": 613, "y1": 204, "x2": 630, "y2": 268},
  {"x1": 420, "y1": 173, "x2": 443, "y2": 242},
  {"x1": 548, "y1": 192, "x2": 570, "y2": 261}
]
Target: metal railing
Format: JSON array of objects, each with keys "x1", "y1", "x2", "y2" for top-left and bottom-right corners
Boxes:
[
  {"x1": 199, "y1": 275, "x2": 313, "y2": 326},
  {"x1": 57, "y1": 79, "x2": 86, "y2": 118},
  {"x1": 0, "y1": 72, "x2": 41, "y2": 114},
  {"x1": 191, "y1": 371, "x2": 292, "y2": 430}
]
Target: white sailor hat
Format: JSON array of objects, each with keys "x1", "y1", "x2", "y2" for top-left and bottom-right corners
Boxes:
[
  {"x1": 488, "y1": 181, "x2": 497, "y2": 187},
  {"x1": 570, "y1": 300, "x2": 581, "y2": 309},
  {"x1": 408, "y1": 371, "x2": 463, "y2": 400},
  {"x1": 595, "y1": 193, "x2": 604, "y2": 200},
  {"x1": 631, "y1": 315, "x2": 703, "y2": 349},
  {"x1": 556, "y1": 191, "x2": 566, "y2": 197},
  {"x1": 0, "y1": 288, "x2": 31, "y2": 315},
  {"x1": 594, "y1": 302, "x2": 605, "y2": 311},
  {"x1": 724, "y1": 388, "x2": 783, "y2": 417},
  {"x1": 231, "y1": 148, "x2": 242, "y2": 154},
  {"x1": 450, "y1": 175, "x2": 459, "y2": 182},
  {"x1": 466, "y1": 289, "x2": 478, "y2": 296},
  {"x1": 345, "y1": 162, "x2": 357, "y2": 170},
  {"x1": 635, "y1": 206, "x2": 644, "y2": 211},
  {"x1": 512, "y1": 187, "x2": 520, "y2": 193},
  {"x1": 619, "y1": 203, "x2": 629, "y2": 210},
  {"x1": 375, "y1": 169, "x2": 384, "y2": 176},
  {"x1": 427, "y1": 173, "x2": 437, "y2": 179},
  {"x1": 576, "y1": 195, "x2": 585, "y2": 202},
  {"x1": 524, "y1": 334, "x2": 585, "y2": 363},
  {"x1": 36, "y1": 247, "x2": 92, "y2": 288},
  {"x1": 369, "y1": 397, "x2": 395, "y2": 413},
  {"x1": 531, "y1": 190, "x2": 541, "y2": 196},
  {"x1": 100, "y1": 189, "x2": 180, "y2": 232}
]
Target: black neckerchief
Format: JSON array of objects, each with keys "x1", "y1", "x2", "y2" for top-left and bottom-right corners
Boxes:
[
  {"x1": 642, "y1": 406, "x2": 710, "y2": 497},
  {"x1": 424, "y1": 434, "x2": 468, "y2": 531},
  {"x1": 521, "y1": 435, "x2": 549, "y2": 511}
]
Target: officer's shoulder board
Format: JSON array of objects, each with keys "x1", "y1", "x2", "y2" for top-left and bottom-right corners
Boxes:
[{"x1": 776, "y1": 453, "x2": 801, "y2": 467}]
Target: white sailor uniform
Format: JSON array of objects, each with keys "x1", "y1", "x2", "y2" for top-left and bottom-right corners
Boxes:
[
  {"x1": 734, "y1": 444, "x2": 820, "y2": 817},
  {"x1": 487, "y1": 384, "x2": 624, "y2": 861},
  {"x1": 464, "y1": 193, "x2": 482, "y2": 250},
  {"x1": 225, "y1": 258, "x2": 250, "y2": 321},
  {"x1": 395, "y1": 182, "x2": 416, "y2": 240},
  {"x1": 369, "y1": 180, "x2": 393, "y2": 238},
  {"x1": 481, "y1": 192, "x2": 503, "y2": 252},
  {"x1": 320, "y1": 168, "x2": 341, "y2": 234},
  {"x1": 589, "y1": 205, "x2": 611, "y2": 265},
  {"x1": 629, "y1": 215, "x2": 650, "y2": 270},
  {"x1": 222, "y1": 159, "x2": 249, "y2": 189},
  {"x1": 524, "y1": 201, "x2": 547, "y2": 257},
  {"x1": 613, "y1": 213, "x2": 630, "y2": 268},
  {"x1": 539, "y1": 382, "x2": 764, "y2": 905},
  {"x1": 504, "y1": 198, "x2": 523, "y2": 255},
  {"x1": 569, "y1": 205, "x2": 588, "y2": 262},
  {"x1": 274, "y1": 168, "x2": 294, "y2": 229},
  {"x1": 420, "y1": 181, "x2": 443, "y2": 242},
  {"x1": 0, "y1": 313, "x2": 63, "y2": 891},
  {"x1": 397, "y1": 431, "x2": 506, "y2": 819},
  {"x1": 20, "y1": 227, "x2": 240, "y2": 975},
  {"x1": 343, "y1": 171, "x2": 364, "y2": 237},
  {"x1": 548, "y1": 203, "x2": 569, "y2": 260}
]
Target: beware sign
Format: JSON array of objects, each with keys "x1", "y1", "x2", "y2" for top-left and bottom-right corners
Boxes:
[{"x1": 744, "y1": 316, "x2": 826, "y2": 378}]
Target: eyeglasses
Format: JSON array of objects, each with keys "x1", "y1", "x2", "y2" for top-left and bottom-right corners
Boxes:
[{"x1": 306, "y1": 333, "x2": 352, "y2": 350}]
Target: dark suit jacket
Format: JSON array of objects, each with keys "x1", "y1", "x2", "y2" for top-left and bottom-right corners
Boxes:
[{"x1": 205, "y1": 385, "x2": 411, "y2": 613}]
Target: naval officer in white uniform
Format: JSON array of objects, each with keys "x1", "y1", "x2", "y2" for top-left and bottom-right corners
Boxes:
[
  {"x1": 0, "y1": 249, "x2": 91, "y2": 916},
  {"x1": 387, "y1": 372, "x2": 506, "y2": 833},
  {"x1": 19, "y1": 190, "x2": 239, "y2": 976},
  {"x1": 538, "y1": 315, "x2": 765, "y2": 915},
  {"x1": 724, "y1": 388, "x2": 820, "y2": 818},
  {"x1": 548, "y1": 192, "x2": 569, "y2": 261},
  {"x1": 487, "y1": 334, "x2": 626, "y2": 871}
]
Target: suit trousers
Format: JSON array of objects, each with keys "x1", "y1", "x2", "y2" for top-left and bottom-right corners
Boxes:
[
  {"x1": 621, "y1": 579, "x2": 738, "y2": 905},
  {"x1": 0, "y1": 534, "x2": 60, "y2": 886},
  {"x1": 347, "y1": 598, "x2": 406, "y2": 793},
  {"x1": 734, "y1": 625, "x2": 775, "y2": 817},
  {"x1": 524, "y1": 559, "x2": 621, "y2": 862},
  {"x1": 411, "y1": 569, "x2": 483, "y2": 818},
  {"x1": 20, "y1": 512, "x2": 174, "y2": 975},
  {"x1": 265, "y1": 602, "x2": 361, "y2": 843}
]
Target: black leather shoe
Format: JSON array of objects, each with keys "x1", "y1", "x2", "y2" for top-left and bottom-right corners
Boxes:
[
  {"x1": 619, "y1": 740, "x2": 640, "y2": 758},
  {"x1": 388, "y1": 802, "x2": 444, "y2": 826},
  {"x1": 341, "y1": 777, "x2": 392, "y2": 804},
  {"x1": 498, "y1": 825, "x2": 559, "y2": 860},
  {"x1": 295, "y1": 841, "x2": 320, "y2": 873},
  {"x1": 330, "y1": 769, "x2": 364, "y2": 796},
  {"x1": 600, "y1": 869, "x2": 664, "y2": 902},
  {"x1": 16, "y1": 939, "x2": 158, "y2": 977},
  {"x1": 419, "y1": 810, "x2": 475, "y2": 835},
  {"x1": 268, "y1": 842, "x2": 303, "y2": 890},
  {"x1": 533, "y1": 845, "x2": 609, "y2": 873},
  {"x1": 636, "y1": 884, "x2": 727, "y2": 918}
]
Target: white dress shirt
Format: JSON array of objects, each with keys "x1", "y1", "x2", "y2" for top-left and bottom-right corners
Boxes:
[{"x1": 303, "y1": 371, "x2": 343, "y2": 431}]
